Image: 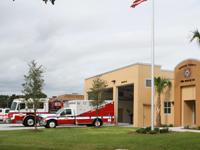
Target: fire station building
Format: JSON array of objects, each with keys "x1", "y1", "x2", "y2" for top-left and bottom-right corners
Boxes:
[
  {"x1": 84, "y1": 63, "x2": 174, "y2": 127},
  {"x1": 84, "y1": 59, "x2": 200, "y2": 127}
]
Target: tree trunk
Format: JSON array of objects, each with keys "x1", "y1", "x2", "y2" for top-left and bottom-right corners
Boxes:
[
  {"x1": 34, "y1": 107, "x2": 37, "y2": 130},
  {"x1": 96, "y1": 92, "x2": 99, "y2": 118},
  {"x1": 156, "y1": 94, "x2": 161, "y2": 127}
]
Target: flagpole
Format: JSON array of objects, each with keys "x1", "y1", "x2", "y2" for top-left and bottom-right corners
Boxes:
[
  {"x1": 151, "y1": 0, "x2": 155, "y2": 131},
  {"x1": 130, "y1": 0, "x2": 155, "y2": 130}
]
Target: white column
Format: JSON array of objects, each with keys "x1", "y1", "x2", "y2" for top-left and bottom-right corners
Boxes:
[{"x1": 113, "y1": 86, "x2": 118, "y2": 124}]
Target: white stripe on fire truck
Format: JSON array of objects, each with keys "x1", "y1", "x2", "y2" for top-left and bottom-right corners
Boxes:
[{"x1": 56, "y1": 116, "x2": 114, "y2": 120}]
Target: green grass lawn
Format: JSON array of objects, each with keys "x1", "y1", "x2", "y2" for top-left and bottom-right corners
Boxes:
[{"x1": 0, "y1": 126, "x2": 200, "y2": 150}]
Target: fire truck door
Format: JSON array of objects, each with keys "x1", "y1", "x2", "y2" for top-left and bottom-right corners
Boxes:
[{"x1": 58, "y1": 109, "x2": 75, "y2": 125}]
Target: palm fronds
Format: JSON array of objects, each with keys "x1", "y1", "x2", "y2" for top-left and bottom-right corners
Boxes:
[
  {"x1": 190, "y1": 29, "x2": 200, "y2": 46},
  {"x1": 154, "y1": 77, "x2": 171, "y2": 95}
]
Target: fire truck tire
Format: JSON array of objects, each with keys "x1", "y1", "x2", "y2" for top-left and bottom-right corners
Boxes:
[
  {"x1": 93, "y1": 119, "x2": 103, "y2": 127},
  {"x1": 23, "y1": 116, "x2": 35, "y2": 127},
  {"x1": 46, "y1": 120, "x2": 57, "y2": 128}
]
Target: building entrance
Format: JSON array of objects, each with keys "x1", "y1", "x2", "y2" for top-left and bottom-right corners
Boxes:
[
  {"x1": 118, "y1": 84, "x2": 134, "y2": 124},
  {"x1": 183, "y1": 100, "x2": 196, "y2": 126}
]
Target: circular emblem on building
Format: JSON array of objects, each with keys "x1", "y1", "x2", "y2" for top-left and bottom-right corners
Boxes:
[{"x1": 184, "y1": 68, "x2": 191, "y2": 78}]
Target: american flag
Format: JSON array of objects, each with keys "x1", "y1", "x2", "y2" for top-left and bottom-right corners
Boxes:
[{"x1": 131, "y1": 0, "x2": 147, "y2": 8}]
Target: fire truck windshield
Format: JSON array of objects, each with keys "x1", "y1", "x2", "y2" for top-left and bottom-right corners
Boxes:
[
  {"x1": 56, "y1": 109, "x2": 64, "y2": 114},
  {"x1": 10, "y1": 102, "x2": 17, "y2": 110}
]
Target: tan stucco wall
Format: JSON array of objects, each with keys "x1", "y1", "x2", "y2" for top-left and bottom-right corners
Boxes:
[
  {"x1": 84, "y1": 63, "x2": 174, "y2": 127},
  {"x1": 174, "y1": 59, "x2": 200, "y2": 127}
]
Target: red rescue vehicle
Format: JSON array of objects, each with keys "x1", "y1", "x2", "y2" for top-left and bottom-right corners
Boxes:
[
  {"x1": 40, "y1": 100, "x2": 114, "y2": 128},
  {"x1": 7, "y1": 98, "x2": 49, "y2": 126}
]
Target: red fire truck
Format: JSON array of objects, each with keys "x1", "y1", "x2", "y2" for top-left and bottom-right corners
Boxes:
[
  {"x1": 40, "y1": 100, "x2": 114, "y2": 128},
  {"x1": 7, "y1": 98, "x2": 49, "y2": 126}
]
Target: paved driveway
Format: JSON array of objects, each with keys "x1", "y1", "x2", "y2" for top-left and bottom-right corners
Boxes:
[
  {"x1": 169, "y1": 127, "x2": 200, "y2": 133},
  {"x1": 0, "y1": 123, "x2": 44, "y2": 131},
  {"x1": 0, "y1": 123, "x2": 85, "y2": 131}
]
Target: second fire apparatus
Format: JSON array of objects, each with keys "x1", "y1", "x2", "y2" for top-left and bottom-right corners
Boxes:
[
  {"x1": 0, "y1": 108, "x2": 10, "y2": 121},
  {"x1": 40, "y1": 100, "x2": 114, "y2": 128}
]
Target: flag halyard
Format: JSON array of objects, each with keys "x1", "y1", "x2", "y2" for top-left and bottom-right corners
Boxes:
[{"x1": 131, "y1": 0, "x2": 147, "y2": 8}]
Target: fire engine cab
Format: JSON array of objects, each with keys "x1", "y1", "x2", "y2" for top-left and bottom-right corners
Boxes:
[{"x1": 40, "y1": 100, "x2": 114, "y2": 128}]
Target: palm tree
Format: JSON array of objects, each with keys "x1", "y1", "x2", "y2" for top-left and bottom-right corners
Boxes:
[
  {"x1": 154, "y1": 77, "x2": 171, "y2": 127},
  {"x1": 190, "y1": 29, "x2": 200, "y2": 46}
]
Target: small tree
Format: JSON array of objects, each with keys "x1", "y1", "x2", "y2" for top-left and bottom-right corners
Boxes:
[
  {"x1": 22, "y1": 60, "x2": 46, "y2": 130},
  {"x1": 89, "y1": 78, "x2": 107, "y2": 120},
  {"x1": 190, "y1": 29, "x2": 200, "y2": 46},
  {"x1": 0, "y1": 95, "x2": 9, "y2": 108},
  {"x1": 154, "y1": 77, "x2": 171, "y2": 127}
]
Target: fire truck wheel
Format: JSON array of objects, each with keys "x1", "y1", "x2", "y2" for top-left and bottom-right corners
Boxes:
[
  {"x1": 23, "y1": 116, "x2": 35, "y2": 127},
  {"x1": 46, "y1": 120, "x2": 56, "y2": 128},
  {"x1": 93, "y1": 119, "x2": 102, "y2": 127}
]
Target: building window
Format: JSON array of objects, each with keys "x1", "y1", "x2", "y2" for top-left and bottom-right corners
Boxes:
[
  {"x1": 38, "y1": 102, "x2": 44, "y2": 109},
  {"x1": 164, "y1": 102, "x2": 171, "y2": 114},
  {"x1": 20, "y1": 103, "x2": 26, "y2": 110},
  {"x1": 145, "y1": 79, "x2": 151, "y2": 87}
]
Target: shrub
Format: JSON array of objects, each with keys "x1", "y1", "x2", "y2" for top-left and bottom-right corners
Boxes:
[
  {"x1": 136, "y1": 127, "x2": 159, "y2": 134},
  {"x1": 149, "y1": 130, "x2": 158, "y2": 134},
  {"x1": 136, "y1": 128, "x2": 147, "y2": 134},
  {"x1": 154, "y1": 128, "x2": 160, "y2": 132},
  {"x1": 145, "y1": 126, "x2": 151, "y2": 132},
  {"x1": 144, "y1": 126, "x2": 159, "y2": 132},
  {"x1": 136, "y1": 127, "x2": 170, "y2": 134}
]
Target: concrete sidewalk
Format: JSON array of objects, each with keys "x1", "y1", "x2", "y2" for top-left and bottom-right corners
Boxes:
[{"x1": 169, "y1": 127, "x2": 200, "y2": 133}]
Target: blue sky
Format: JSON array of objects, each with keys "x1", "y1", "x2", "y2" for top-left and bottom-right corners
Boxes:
[{"x1": 0, "y1": 0, "x2": 199, "y2": 96}]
